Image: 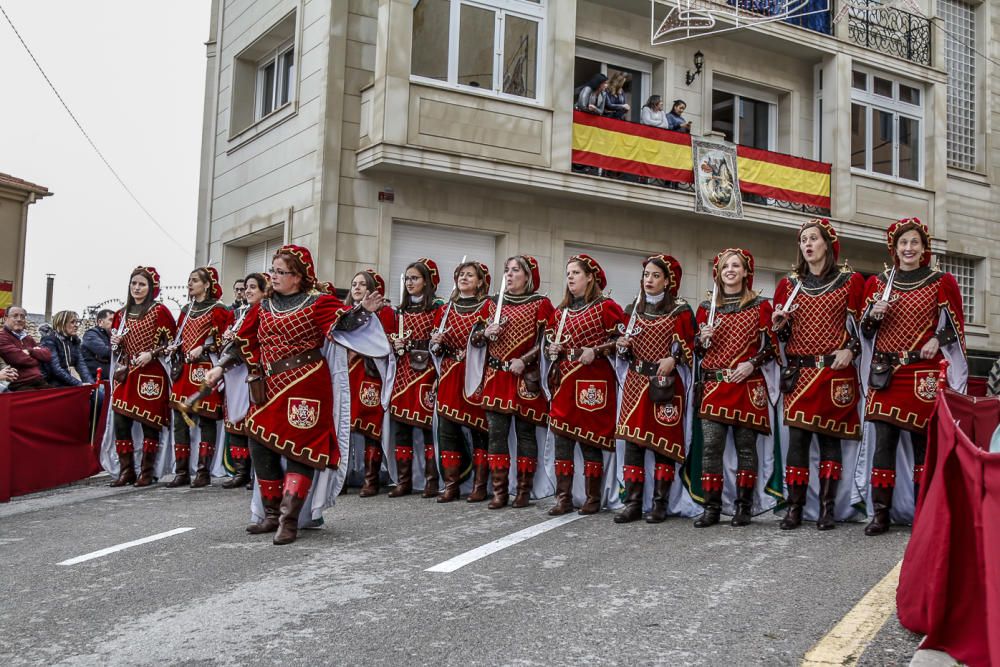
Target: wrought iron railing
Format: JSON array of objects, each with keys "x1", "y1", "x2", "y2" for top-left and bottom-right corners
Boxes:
[{"x1": 845, "y1": 0, "x2": 931, "y2": 66}]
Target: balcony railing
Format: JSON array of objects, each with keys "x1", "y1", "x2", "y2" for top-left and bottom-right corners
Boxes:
[
  {"x1": 845, "y1": 0, "x2": 931, "y2": 65},
  {"x1": 570, "y1": 111, "x2": 832, "y2": 216},
  {"x1": 726, "y1": 0, "x2": 833, "y2": 34}
]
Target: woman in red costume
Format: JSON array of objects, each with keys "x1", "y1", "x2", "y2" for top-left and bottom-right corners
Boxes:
[
  {"x1": 694, "y1": 248, "x2": 776, "y2": 528},
  {"x1": 347, "y1": 269, "x2": 395, "y2": 497},
  {"x1": 544, "y1": 254, "x2": 626, "y2": 515},
  {"x1": 860, "y1": 218, "x2": 966, "y2": 535},
  {"x1": 614, "y1": 254, "x2": 696, "y2": 524},
  {"x1": 104, "y1": 266, "x2": 177, "y2": 487},
  {"x1": 220, "y1": 271, "x2": 268, "y2": 489},
  {"x1": 205, "y1": 245, "x2": 385, "y2": 545},
  {"x1": 387, "y1": 258, "x2": 444, "y2": 498},
  {"x1": 167, "y1": 266, "x2": 234, "y2": 488},
  {"x1": 470, "y1": 255, "x2": 553, "y2": 509},
  {"x1": 430, "y1": 261, "x2": 492, "y2": 503}
]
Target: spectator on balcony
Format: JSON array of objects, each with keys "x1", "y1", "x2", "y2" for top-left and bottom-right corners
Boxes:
[
  {"x1": 667, "y1": 99, "x2": 692, "y2": 133},
  {"x1": 641, "y1": 95, "x2": 670, "y2": 129},
  {"x1": 41, "y1": 310, "x2": 94, "y2": 387},
  {"x1": 576, "y1": 73, "x2": 608, "y2": 115},
  {"x1": 82, "y1": 308, "x2": 113, "y2": 381},
  {"x1": 604, "y1": 73, "x2": 631, "y2": 120},
  {"x1": 0, "y1": 305, "x2": 51, "y2": 391}
]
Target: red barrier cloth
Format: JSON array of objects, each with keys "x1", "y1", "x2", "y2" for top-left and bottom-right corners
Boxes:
[
  {"x1": 897, "y1": 389, "x2": 1000, "y2": 667},
  {"x1": 0, "y1": 384, "x2": 103, "y2": 502}
]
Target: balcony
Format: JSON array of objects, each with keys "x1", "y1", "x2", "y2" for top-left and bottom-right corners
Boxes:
[
  {"x1": 725, "y1": 0, "x2": 833, "y2": 34},
  {"x1": 845, "y1": 0, "x2": 932, "y2": 65},
  {"x1": 570, "y1": 111, "x2": 832, "y2": 216}
]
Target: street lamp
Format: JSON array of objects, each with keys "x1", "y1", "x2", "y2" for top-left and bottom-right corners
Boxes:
[{"x1": 686, "y1": 51, "x2": 705, "y2": 86}]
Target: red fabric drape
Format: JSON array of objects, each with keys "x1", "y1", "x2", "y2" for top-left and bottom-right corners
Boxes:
[
  {"x1": 897, "y1": 389, "x2": 1000, "y2": 667},
  {"x1": 0, "y1": 383, "x2": 104, "y2": 502}
]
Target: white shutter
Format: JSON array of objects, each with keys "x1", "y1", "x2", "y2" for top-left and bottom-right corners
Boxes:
[
  {"x1": 563, "y1": 244, "x2": 655, "y2": 307},
  {"x1": 389, "y1": 222, "x2": 498, "y2": 304},
  {"x1": 244, "y1": 242, "x2": 267, "y2": 275}
]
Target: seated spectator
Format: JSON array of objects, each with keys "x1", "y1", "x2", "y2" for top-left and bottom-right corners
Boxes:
[
  {"x1": 82, "y1": 308, "x2": 113, "y2": 380},
  {"x1": 641, "y1": 95, "x2": 670, "y2": 129},
  {"x1": 576, "y1": 73, "x2": 608, "y2": 115},
  {"x1": 0, "y1": 306, "x2": 51, "y2": 391},
  {"x1": 0, "y1": 360, "x2": 16, "y2": 392},
  {"x1": 42, "y1": 310, "x2": 94, "y2": 387},
  {"x1": 667, "y1": 99, "x2": 692, "y2": 133},
  {"x1": 604, "y1": 73, "x2": 631, "y2": 120}
]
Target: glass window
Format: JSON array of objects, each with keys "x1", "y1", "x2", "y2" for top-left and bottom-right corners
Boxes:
[
  {"x1": 503, "y1": 15, "x2": 537, "y2": 98},
  {"x1": 458, "y1": 5, "x2": 494, "y2": 89},
  {"x1": 939, "y1": 0, "x2": 976, "y2": 169},
  {"x1": 872, "y1": 109, "x2": 894, "y2": 176},
  {"x1": 260, "y1": 61, "x2": 276, "y2": 117},
  {"x1": 411, "y1": 0, "x2": 450, "y2": 81},
  {"x1": 712, "y1": 90, "x2": 773, "y2": 149},
  {"x1": 712, "y1": 90, "x2": 736, "y2": 142},
  {"x1": 279, "y1": 49, "x2": 294, "y2": 107},
  {"x1": 899, "y1": 83, "x2": 920, "y2": 105},
  {"x1": 874, "y1": 77, "x2": 893, "y2": 97},
  {"x1": 898, "y1": 116, "x2": 919, "y2": 181},
  {"x1": 851, "y1": 69, "x2": 923, "y2": 182},
  {"x1": 852, "y1": 71, "x2": 867, "y2": 90},
  {"x1": 851, "y1": 103, "x2": 867, "y2": 169}
]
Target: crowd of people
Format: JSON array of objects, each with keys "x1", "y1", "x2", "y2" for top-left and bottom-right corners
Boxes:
[
  {"x1": 5, "y1": 218, "x2": 967, "y2": 546},
  {"x1": 575, "y1": 72, "x2": 691, "y2": 133}
]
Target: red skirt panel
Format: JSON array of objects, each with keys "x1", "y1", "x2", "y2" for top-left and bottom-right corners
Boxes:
[
  {"x1": 390, "y1": 353, "x2": 437, "y2": 428},
  {"x1": 169, "y1": 360, "x2": 223, "y2": 419},
  {"x1": 349, "y1": 355, "x2": 384, "y2": 440},
  {"x1": 437, "y1": 356, "x2": 487, "y2": 431},
  {"x1": 783, "y1": 366, "x2": 860, "y2": 439},
  {"x1": 480, "y1": 366, "x2": 548, "y2": 425},
  {"x1": 549, "y1": 359, "x2": 618, "y2": 450},
  {"x1": 698, "y1": 371, "x2": 771, "y2": 433},
  {"x1": 616, "y1": 370, "x2": 686, "y2": 461},
  {"x1": 865, "y1": 357, "x2": 939, "y2": 432},
  {"x1": 112, "y1": 362, "x2": 172, "y2": 429},
  {"x1": 245, "y1": 358, "x2": 339, "y2": 470}
]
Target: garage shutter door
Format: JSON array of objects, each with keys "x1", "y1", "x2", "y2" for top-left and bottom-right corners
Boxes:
[
  {"x1": 563, "y1": 244, "x2": 656, "y2": 307},
  {"x1": 389, "y1": 223, "x2": 498, "y2": 304},
  {"x1": 244, "y1": 237, "x2": 284, "y2": 276}
]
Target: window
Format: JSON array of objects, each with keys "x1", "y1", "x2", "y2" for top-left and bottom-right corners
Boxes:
[
  {"x1": 939, "y1": 0, "x2": 977, "y2": 170},
  {"x1": 850, "y1": 68, "x2": 922, "y2": 183},
  {"x1": 711, "y1": 88, "x2": 776, "y2": 150},
  {"x1": 411, "y1": 0, "x2": 545, "y2": 102},
  {"x1": 230, "y1": 11, "x2": 297, "y2": 136},
  {"x1": 939, "y1": 254, "x2": 976, "y2": 322},
  {"x1": 574, "y1": 46, "x2": 653, "y2": 124}
]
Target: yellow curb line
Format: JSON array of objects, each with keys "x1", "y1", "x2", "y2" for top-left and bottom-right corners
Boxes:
[{"x1": 801, "y1": 559, "x2": 903, "y2": 666}]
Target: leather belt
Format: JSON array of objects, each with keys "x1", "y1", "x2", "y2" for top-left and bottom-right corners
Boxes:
[
  {"x1": 488, "y1": 355, "x2": 513, "y2": 372},
  {"x1": 265, "y1": 348, "x2": 323, "y2": 375},
  {"x1": 875, "y1": 351, "x2": 923, "y2": 367},
  {"x1": 786, "y1": 354, "x2": 838, "y2": 369},
  {"x1": 701, "y1": 368, "x2": 734, "y2": 383},
  {"x1": 631, "y1": 359, "x2": 662, "y2": 376}
]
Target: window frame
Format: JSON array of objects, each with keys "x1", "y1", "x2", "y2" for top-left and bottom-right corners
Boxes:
[
  {"x1": 410, "y1": 0, "x2": 547, "y2": 106},
  {"x1": 711, "y1": 80, "x2": 778, "y2": 151},
  {"x1": 850, "y1": 66, "x2": 924, "y2": 185},
  {"x1": 255, "y1": 41, "x2": 296, "y2": 122},
  {"x1": 938, "y1": 253, "x2": 979, "y2": 324},
  {"x1": 938, "y1": 0, "x2": 979, "y2": 172},
  {"x1": 575, "y1": 44, "x2": 654, "y2": 124}
]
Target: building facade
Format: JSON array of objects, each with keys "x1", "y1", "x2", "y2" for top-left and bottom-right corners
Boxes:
[
  {"x1": 196, "y1": 0, "x2": 1000, "y2": 372},
  {"x1": 0, "y1": 172, "x2": 51, "y2": 315}
]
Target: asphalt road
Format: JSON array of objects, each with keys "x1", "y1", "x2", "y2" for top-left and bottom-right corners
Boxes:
[{"x1": 0, "y1": 477, "x2": 919, "y2": 666}]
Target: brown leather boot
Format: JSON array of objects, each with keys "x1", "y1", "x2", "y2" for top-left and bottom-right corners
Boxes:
[
  {"x1": 190, "y1": 442, "x2": 213, "y2": 488},
  {"x1": 273, "y1": 473, "x2": 312, "y2": 545},
  {"x1": 134, "y1": 439, "x2": 159, "y2": 487},
  {"x1": 511, "y1": 457, "x2": 535, "y2": 508},
  {"x1": 247, "y1": 479, "x2": 282, "y2": 534},
  {"x1": 817, "y1": 476, "x2": 839, "y2": 531},
  {"x1": 422, "y1": 443, "x2": 440, "y2": 498},
  {"x1": 780, "y1": 484, "x2": 807, "y2": 530},
  {"x1": 388, "y1": 446, "x2": 413, "y2": 497},
  {"x1": 548, "y1": 468, "x2": 575, "y2": 516},
  {"x1": 694, "y1": 475, "x2": 723, "y2": 527},
  {"x1": 110, "y1": 440, "x2": 136, "y2": 487},
  {"x1": 646, "y1": 465, "x2": 674, "y2": 524},
  {"x1": 864, "y1": 485, "x2": 893, "y2": 536},
  {"x1": 165, "y1": 443, "x2": 191, "y2": 488},
  {"x1": 614, "y1": 478, "x2": 644, "y2": 524},
  {"x1": 731, "y1": 483, "x2": 755, "y2": 527},
  {"x1": 359, "y1": 444, "x2": 382, "y2": 498},
  {"x1": 437, "y1": 450, "x2": 462, "y2": 502},
  {"x1": 466, "y1": 450, "x2": 489, "y2": 503},
  {"x1": 578, "y1": 462, "x2": 603, "y2": 515},
  {"x1": 222, "y1": 444, "x2": 252, "y2": 489},
  {"x1": 487, "y1": 455, "x2": 511, "y2": 509}
]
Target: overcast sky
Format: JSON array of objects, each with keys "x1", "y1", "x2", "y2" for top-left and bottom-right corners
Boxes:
[{"x1": 1, "y1": 0, "x2": 208, "y2": 315}]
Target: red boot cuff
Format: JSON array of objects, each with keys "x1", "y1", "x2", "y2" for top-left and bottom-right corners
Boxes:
[
  {"x1": 785, "y1": 465, "x2": 810, "y2": 486},
  {"x1": 365, "y1": 446, "x2": 383, "y2": 463},
  {"x1": 819, "y1": 460, "x2": 843, "y2": 480},
  {"x1": 198, "y1": 441, "x2": 213, "y2": 458},
  {"x1": 487, "y1": 453, "x2": 511, "y2": 470},
  {"x1": 440, "y1": 451, "x2": 462, "y2": 467},
  {"x1": 736, "y1": 470, "x2": 757, "y2": 489},
  {"x1": 395, "y1": 445, "x2": 414, "y2": 462},
  {"x1": 142, "y1": 439, "x2": 158, "y2": 454},
  {"x1": 115, "y1": 439, "x2": 134, "y2": 455},
  {"x1": 472, "y1": 449, "x2": 487, "y2": 467},
  {"x1": 516, "y1": 456, "x2": 537, "y2": 473},
  {"x1": 583, "y1": 460, "x2": 603, "y2": 478},
  {"x1": 174, "y1": 443, "x2": 191, "y2": 459},
  {"x1": 871, "y1": 467, "x2": 896, "y2": 488},
  {"x1": 231, "y1": 446, "x2": 250, "y2": 460},
  {"x1": 912, "y1": 464, "x2": 925, "y2": 484},
  {"x1": 284, "y1": 472, "x2": 312, "y2": 499},
  {"x1": 424, "y1": 443, "x2": 436, "y2": 460},
  {"x1": 654, "y1": 463, "x2": 675, "y2": 482},
  {"x1": 554, "y1": 459, "x2": 574, "y2": 476},
  {"x1": 258, "y1": 478, "x2": 283, "y2": 500},
  {"x1": 701, "y1": 473, "x2": 724, "y2": 492},
  {"x1": 623, "y1": 465, "x2": 645, "y2": 483}
]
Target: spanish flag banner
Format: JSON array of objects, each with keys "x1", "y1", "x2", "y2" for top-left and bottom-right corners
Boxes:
[
  {"x1": 0, "y1": 280, "x2": 13, "y2": 317},
  {"x1": 572, "y1": 111, "x2": 831, "y2": 212}
]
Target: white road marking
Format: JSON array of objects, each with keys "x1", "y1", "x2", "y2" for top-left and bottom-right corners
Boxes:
[
  {"x1": 426, "y1": 514, "x2": 586, "y2": 573},
  {"x1": 57, "y1": 527, "x2": 196, "y2": 566}
]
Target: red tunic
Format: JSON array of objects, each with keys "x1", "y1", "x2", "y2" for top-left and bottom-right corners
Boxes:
[
  {"x1": 547, "y1": 297, "x2": 626, "y2": 450},
  {"x1": 433, "y1": 298, "x2": 490, "y2": 432},
  {"x1": 478, "y1": 293, "x2": 553, "y2": 425},
  {"x1": 234, "y1": 293, "x2": 350, "y2": 470},
  {"x1": 389, "y1": 303, "x2": 443, "y2": 428},
  {"x1": 864, "y1": 269, "x2": 965, "y2": 432},
  {"x1": 617, "y1": 300, "x2": 696, "y2": 461},
  {"x1": 775, "y1": 272, "x2": 864, "y2": 439},
  {"x1": 349, "y1": 305, "x2": 395, "y2": 439},
  {"x1": 111, "y1": 304, "x2": 177, "y2": 429},
  {"x1": 696, "y1": 297, "x2": 775, "y2": 433},
  {"x1": 169, "y1": 301, "x2": 234, "y2": 419}
]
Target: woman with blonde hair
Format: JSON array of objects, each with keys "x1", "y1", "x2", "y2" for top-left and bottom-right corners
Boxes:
[{"x1": 41, "y1": 310, "x2": 94, "y2": 387}]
